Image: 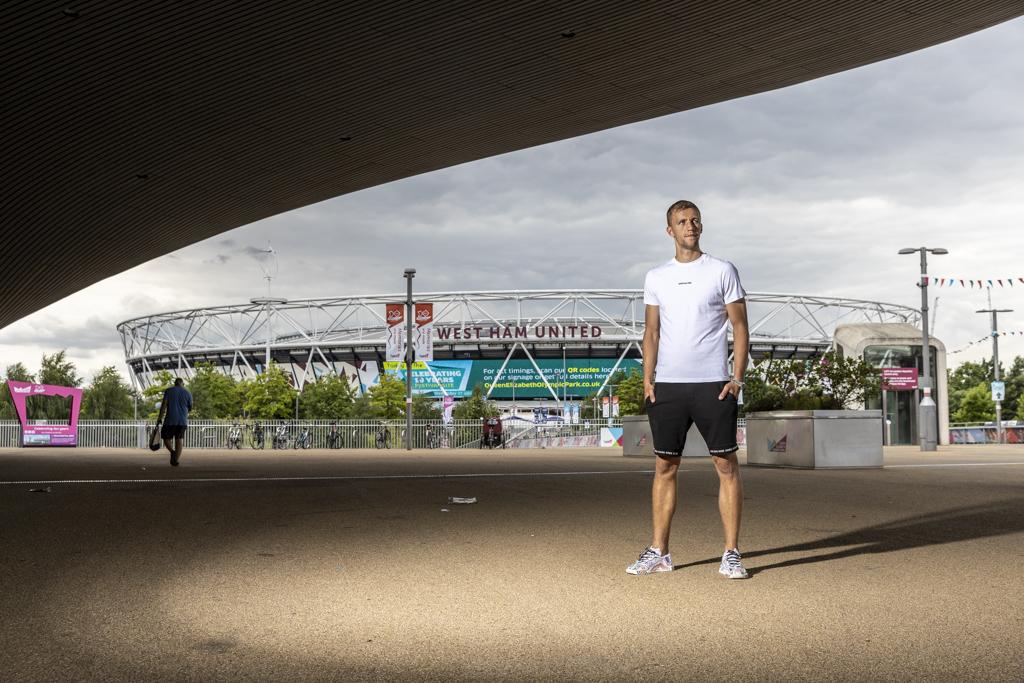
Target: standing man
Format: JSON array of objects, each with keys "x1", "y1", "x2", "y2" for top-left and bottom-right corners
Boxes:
[
  {"x1": 627, "y1": 200, "x2": 750, "y2": 579},
  {"x1": 157, "y1": 377, "x2": 192, "y2": 467}
]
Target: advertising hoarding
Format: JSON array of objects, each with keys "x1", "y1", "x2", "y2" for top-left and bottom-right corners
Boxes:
[{"x1": 382, "y1": 358, "x2": 642, "y2": 399}]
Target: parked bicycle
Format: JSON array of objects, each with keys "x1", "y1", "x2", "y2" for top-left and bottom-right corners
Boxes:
[
  {"x1": 272, "y1": 424, "x2": 289, "y2": 449},
  {"x1": 226, "y1": 422, "x2": 242, "y2": 449},
  {"x1": 293, "y1": 426, "x2": 312, "y2": 449},
  {"x1": 375, "y1": 423, "x2": 391, "y2": 449},
  {"x1": 326, "y1": 422, "x2": 343, "y2": 449},
  {"x1": 249, "y1": 422, "x2": 265, "y2": 450}
]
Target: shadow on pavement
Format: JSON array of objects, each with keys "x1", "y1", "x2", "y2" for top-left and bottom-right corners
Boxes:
[{"x1": 672, "y1": 498, "x2": 1024, "y2": 576}]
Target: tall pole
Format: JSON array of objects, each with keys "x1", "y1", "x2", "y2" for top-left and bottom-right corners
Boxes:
[
  {"x1": 917, "y1": 250, "x2": 937, "y2": 451},
  {"x1": 977, "y1": 296, "x2": 1013, "y2": 445},
  {"x1": 404, "y1": 268, "x2": 416, "y2": 451},
  {"x1": 900, "y1": 247, "x2": 946, "y2": 451}
]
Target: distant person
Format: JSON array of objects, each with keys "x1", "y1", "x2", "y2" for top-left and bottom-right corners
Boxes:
[
  {"x1": 626, "y1": 200, "x2": 751, "y2": 579},
  {"x1": 157, "y1": 377, "x2": 192, "y2": 466}
]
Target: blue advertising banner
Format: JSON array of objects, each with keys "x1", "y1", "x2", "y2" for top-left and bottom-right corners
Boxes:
[{"x1": 382, "y1": 358, "x2": 641, "y2": 399}]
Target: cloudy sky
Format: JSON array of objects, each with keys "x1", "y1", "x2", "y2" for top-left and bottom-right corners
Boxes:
[{"x1": 3, "y1": 18, "x2": 1024, "y2": 384}]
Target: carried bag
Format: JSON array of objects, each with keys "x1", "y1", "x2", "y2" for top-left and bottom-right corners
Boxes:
[{"x1": 148, "y1": 421, "x2": 162, "y2": 451}]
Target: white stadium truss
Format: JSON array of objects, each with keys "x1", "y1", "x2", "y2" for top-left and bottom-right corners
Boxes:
[{"x1": 118, "y1": 290, "x2": 920, "y2": 400}]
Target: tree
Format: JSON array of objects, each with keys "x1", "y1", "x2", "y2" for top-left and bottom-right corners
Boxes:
[
  {"x1": 141, "y1": 370, "x2": 175, "y2": 419},
  {"x1": 38, "y1": 350, "x2": 82, "y2": 387},
  {"x1": 412, "y1": 394, "x2": 441, "y2": 419},
  {"x1": 615, "y1": 368, "x2": 645, "y2": 416},
  {"x1": 350, "y1": 392, "x2": 379, "y2": 420},
  {"x1": 188, "y1": 363, "x2": 243, "y2": 419},
  {"x1": 952, "y1": 383, "x2": 995, "y2": 424},
  {"x1": 241, "y1": 363, "x2": 297, "y2": 419},
  {"x1": 1003, "y1": 356, "x2": 1024, "y2": 421},
  {"x1": 947, "y1": 359, "x2": 995, "y2": 418},
  {"x1": 369, "y1": 373, "x2": 407, "y2": 419},
  {"x1": 1, "y1": 363, "x2": 34, "y2": 420},
  {"x1": 81, "y1": 366, "x2": 135, "y2": 419},
  {"x1": 741, "y1": 350, "x2": 879, "y2": 413},
  {"x1": 452, "y1": 385, "x2": 500, "y2": 420},
  {"x1": 299, "y1": 374, "x2": 356, "y2": 419},
  {"x1": 29, "y1": 350, "x2": 82, "y2": 420}
]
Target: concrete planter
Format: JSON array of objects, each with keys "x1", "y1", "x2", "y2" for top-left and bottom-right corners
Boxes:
[{"x1": 745, "y1": 409, "x2": 882, "y2": 469}]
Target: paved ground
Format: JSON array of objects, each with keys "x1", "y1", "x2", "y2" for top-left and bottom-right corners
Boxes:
[{"x1": 1, "y1": 445, "x2": 1022, "y2": 681}]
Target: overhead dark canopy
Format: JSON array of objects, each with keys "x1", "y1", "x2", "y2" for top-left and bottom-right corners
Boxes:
[{"x1": 3, "y1": 2, "x2": 1021, "y2": 328}]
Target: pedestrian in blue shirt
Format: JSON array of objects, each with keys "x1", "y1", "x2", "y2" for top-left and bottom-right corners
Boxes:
[{"x1": 157, "y1": 378, "x2": 192, "y2": 466}]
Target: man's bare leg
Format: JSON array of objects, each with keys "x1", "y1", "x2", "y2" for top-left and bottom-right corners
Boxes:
[
  {"x1": 712, "y1": 452, "x2": 742, "y2": 550},
  {"x1": 173, "y1": 436, "x2": 184, "y2": 462},
  {"x1": 651, "y1": 455, "x2": 681, "y2": 553}
]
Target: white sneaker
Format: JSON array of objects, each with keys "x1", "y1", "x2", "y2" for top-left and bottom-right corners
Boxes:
[
  {"x1": 719, "y1": 548, "x2": 749, "y2": 579},
  {"x1": 626, "y1": 546, "x2": 673, "y2": 575}
]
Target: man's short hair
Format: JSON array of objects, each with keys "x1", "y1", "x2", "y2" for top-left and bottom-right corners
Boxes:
[
  {"x1": 666, "y1": 200, "x2": 701, "y2": 225},
  {"x1": 174, "y1": 377, "x2": 184, "y2": 386}
]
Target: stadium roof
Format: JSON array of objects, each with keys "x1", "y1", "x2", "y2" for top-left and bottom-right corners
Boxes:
[{"x1": 4, "y1": 2, "x2": 1021, "y2": 328}]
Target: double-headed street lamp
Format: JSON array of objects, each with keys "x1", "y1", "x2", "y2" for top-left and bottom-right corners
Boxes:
[{"x1": 898, "y1": 247, "x2": 947, "y2": 452}]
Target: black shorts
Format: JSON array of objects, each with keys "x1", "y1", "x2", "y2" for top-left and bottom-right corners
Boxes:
[
  {"x1": 161, "y1": 424, "x2": 187, "y2": 440},
  {"x1": 645, "y1": 381, "x2": 738, "y2": 458}
]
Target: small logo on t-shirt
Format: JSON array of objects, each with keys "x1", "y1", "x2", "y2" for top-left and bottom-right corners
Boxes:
[{"x1": 677, "y1": 281, "x2": 692, "y2": 285}]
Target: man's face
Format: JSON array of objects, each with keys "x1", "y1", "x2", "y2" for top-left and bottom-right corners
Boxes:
[{"x1": 666, "y1": 207, "x2": 702, "y2": 249}]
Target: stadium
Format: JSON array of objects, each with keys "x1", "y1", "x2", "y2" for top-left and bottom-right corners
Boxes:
[{"x1": 118, "y1": 289, "x2": 922, "y2": 412}]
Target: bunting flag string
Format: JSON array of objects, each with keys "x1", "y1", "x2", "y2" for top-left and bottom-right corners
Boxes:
[
  {"x1": 926, "y1": 276, "x2": 1024, "y2": 289},
  {"x1": 949, "y1": 331, "x2": 1024, "y2": 354}
]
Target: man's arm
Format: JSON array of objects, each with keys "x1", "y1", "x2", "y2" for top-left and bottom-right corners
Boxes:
[
  {"x1": 721, "y1": 299, "x2": 749, "y2": 399},
  {"x1": 642, "y1": 304, "x2": 660, "y2": 403}
]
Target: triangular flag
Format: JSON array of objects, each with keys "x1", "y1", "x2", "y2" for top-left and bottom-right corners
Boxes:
[
  {"x1": 998, "y1": 280, "x2": 1004, "y2": 287},
  {"x1": 1019, "y1": 278, "x2": 1024, "y2": 285},
  {"x1": 949, "y1": 278, "x2": 955, "y2": 287},
  {"x1": 969, "y1": 280, "x2": 975, "y2": 289},
  {"x1": 960, "y1": 279, "x2": 965, "y2": 287},
  {"x1": 988, "y1": 280, "x2": 994, "y2": 288},
  {"x1": 979, "y1": 280, "x2": 984, "y2": 288},
  {"x1": 1010, "y1": 279, "x2": 1015, "y2": 287}
]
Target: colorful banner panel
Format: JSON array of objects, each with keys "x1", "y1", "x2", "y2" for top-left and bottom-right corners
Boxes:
[{"x1": 381, "y1": 358, "x2": 643, "y2": 398}]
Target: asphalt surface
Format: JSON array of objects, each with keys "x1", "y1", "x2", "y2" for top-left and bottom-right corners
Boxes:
[{"x1": 1, "y1": 445, "x2": 1022, "y2": 682}]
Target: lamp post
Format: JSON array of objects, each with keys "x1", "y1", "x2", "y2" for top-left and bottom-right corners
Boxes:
[
  {"x1": 977, "y1": 295, "x2": 1013, "y2": 444},
  {"x1": 403, "y1": 268, "x2": 416, "y2": 451},
  {"x1": 898, "y1": 247, "x2": 947, "y2": 451}
]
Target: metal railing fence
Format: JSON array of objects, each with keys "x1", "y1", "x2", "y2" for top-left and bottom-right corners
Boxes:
[{"x1": 0, "y1": 419, "x2": 626, "y2": 450}]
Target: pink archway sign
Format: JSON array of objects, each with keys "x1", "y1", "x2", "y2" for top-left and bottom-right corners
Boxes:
[{"x1": 5, "y1": 380, "x2": 83, "y2": 446}]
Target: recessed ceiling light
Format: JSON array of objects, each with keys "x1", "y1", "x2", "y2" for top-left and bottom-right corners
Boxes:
[
  {"x1": 62, "y1": 7, "x2": 79, "y2": 18},
  {"x1": 339, "y1": 136, "x2": 352, "y2": 142},
  {"x1": 136, "y1": 173, "x2": 149, "y2": 180},
  {"x1": 560, "y1": 31, "x2": 575, "y2": 38}
]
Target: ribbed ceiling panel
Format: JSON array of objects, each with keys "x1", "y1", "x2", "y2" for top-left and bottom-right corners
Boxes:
[{"x1": 2, "y1": 1, "x2": 1021, "y2": 327}]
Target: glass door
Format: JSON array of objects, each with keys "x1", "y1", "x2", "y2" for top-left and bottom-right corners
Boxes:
[{"x1": 882, "y1": 389, "x2": 919, "y2": 445}]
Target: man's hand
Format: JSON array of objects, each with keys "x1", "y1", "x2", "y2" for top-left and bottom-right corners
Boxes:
[
  {"x1": 644, "y1": 380, "x2": 656, "y2": 404},
  {"x1": 718, "y1": 380, "x2": 742, "y2": 400}
]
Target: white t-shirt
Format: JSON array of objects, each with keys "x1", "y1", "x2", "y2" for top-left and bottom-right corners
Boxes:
[{"x1": 643, "y1": 254, "x2": 746, "y2": 383}]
